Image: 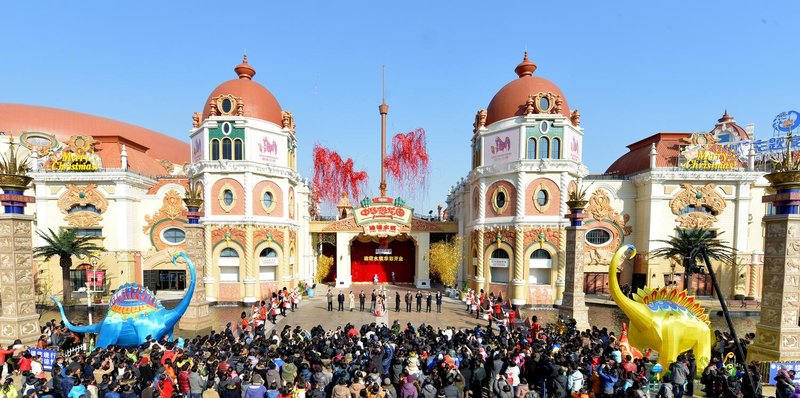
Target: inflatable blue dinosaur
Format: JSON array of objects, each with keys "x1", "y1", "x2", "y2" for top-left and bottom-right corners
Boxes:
[{"x1": 51, "y1": 252, "x2": 196, "y2": 348}]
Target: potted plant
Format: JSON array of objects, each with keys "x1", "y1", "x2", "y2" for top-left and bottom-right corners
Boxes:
[{"x1": 566, "y1": 182, "x2": 591, "y2": 210}]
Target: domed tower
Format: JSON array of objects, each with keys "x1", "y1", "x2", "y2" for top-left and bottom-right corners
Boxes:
[
  {"x1": 451, "y1": 53, "x2": 587, "y2": 307},
  {"x1": 188, "y1": 56, "x2": 306, "y2": 304}
]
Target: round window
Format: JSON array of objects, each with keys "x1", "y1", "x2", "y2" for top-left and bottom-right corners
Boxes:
[
  {"x1": 221, "y1": 98, "x2": 233, "y2": 113},
  {"x1": 162, "y1": 228, "x2": 186, "y2": 245},
  {"x1": 540, "y1": 120, "x2": 549, "y2": 133},
  {"x1": 223, "y1": 189, "x2": 234, "y2": 206},
  {"x1": 586, "y1": 229, "x2": 612, "y2": 246},
  {"x1": 539, "y1": 96, "x2": 550, "y2": 112},
  {"x1": 536, "y1": 190, "x2": 548, "y2": 206},
  {"x1": 221, "y1": 122, "x2": 232, "y2": 135},
  {"x1": 495, "y1": 191, "x2": 506, "y2": 209},
  {"x1": 263, "y1": 191, "x2": 274, "y2": 209}
]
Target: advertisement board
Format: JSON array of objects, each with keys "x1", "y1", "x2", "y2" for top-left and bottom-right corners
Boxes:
[
  {"x1": 250, "y1": 133, "x2": 287, "y2": 166},
  {"x1": 483, "y1": 130, "x2": 519, "y2": 167},
  {"x1": 768, "y1": 362, "x2": 800, "y2": 385},
  {"x1": 191, "y1": 134, "x2": 204, "y2": 163}
]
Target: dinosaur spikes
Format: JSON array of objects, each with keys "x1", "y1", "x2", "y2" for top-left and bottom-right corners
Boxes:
[{"x1": 633, "y1": 285, "x2": 711, "y2": 326}]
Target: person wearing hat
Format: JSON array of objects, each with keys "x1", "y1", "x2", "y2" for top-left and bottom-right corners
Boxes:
[{"x1": 244, "y1": 373, "x2": 267, "y2": 398}]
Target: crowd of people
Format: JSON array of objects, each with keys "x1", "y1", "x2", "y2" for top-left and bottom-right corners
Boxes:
[{"x1": 0, "y1": 285, "x2": 768, "y2": 398}]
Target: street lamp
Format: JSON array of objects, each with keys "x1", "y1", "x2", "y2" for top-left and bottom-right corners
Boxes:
[{"x1": 88, "y1": 255, "x2": 97, "y2": 325}]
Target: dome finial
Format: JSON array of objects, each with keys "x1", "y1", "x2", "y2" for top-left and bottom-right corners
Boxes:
[
  {"x1": 514, "y1": 52, "x2": 537, "y2": 77},
  {"x1": 234, "y1": 54, "x2": 256, "y2": 80}
]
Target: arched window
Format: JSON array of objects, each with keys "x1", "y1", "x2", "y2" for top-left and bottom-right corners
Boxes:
[
  {"x1": 529, "y1": 249, "x2": 552, "y2": 285},
  {"x1": 539, "y1": 137, "x2": 550, "y2": 159},
  {"x1": 551, "y1": 137, "x2": 561, "y2": 159},
  {"x1": 490, "y1": 248, "x2": 510, "y2": 283},
  {"x1": 211, "y1": 139, "x2": 220, "y2": 160},
  {"x1": 219, "y1": 248, "x2": 240, "y2": 282},
  {"x1": 259, "y1": 248, "x2": 278, "y2": 281},
  {"x1": 68, "y1": 204, "x2": 101, "y2": 214},
  {"x1": 222, "y1": 138, "x2": 232, "y2": 160},
  {"x1": 527, "y1": 137, "x2": 537, "y2": 159},
  {"x1": 234, "y1": 139, "x2": 243, "y2": 160}
]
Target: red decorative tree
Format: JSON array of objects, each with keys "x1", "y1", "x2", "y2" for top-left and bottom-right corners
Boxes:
[
  {"x1": 383, "y1": 128, "x2": 430, "y2": 194},
  {"x1": 312, "y1": 144, "x2": 369, "y2": 204}
]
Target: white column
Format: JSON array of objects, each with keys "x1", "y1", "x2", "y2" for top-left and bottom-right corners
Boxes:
[
  {"x1": 414, "y1": 232, "x2": 431, "y2": 288},
  {"x1": 515, "y1": 173, "x2": 525, "y2": 221},
  {"x1": 334, "y1": 232, "x2": 354, "y2": 288}
]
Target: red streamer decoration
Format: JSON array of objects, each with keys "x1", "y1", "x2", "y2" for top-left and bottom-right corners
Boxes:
[
  {"x1": 312, "y1": 144, "x2": 369, "y2": 204},
  {"x1": 384, "y1": 128, "x2": 430, "y2": 193}
]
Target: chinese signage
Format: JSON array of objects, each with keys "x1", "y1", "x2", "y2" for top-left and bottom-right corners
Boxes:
[
  {"x1": 354, "y1": 197, "x2": 413, "y2": 237},
  {"x1": 679, "y1": 134, "x2": 739, "y2": 171},
  {"x1": 483, "y1": 130, "x2": 519, "y2": 167},
  {"x1": 28, "y1": 348, "x2": 57, "y2": 371},
  {"x1": 259, "y1": 257, "x2": 279, "y2": 266},
  {"x1": 768, "y1": 362, "x2": 800, "y2": 385},
  {"x1": 364, "y1": 255, "x2": 405, "y2": 262},
  {"x1": 490, "y1": 258, "x2": 509, "y2": 267},
  {"x1": 86, "y1": 269, "x2": 105, "y2": 290}
]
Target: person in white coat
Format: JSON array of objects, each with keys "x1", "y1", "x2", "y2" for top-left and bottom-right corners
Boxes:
[{"x1": 567, "y1": 365, "x2": 585, "y2": 394}]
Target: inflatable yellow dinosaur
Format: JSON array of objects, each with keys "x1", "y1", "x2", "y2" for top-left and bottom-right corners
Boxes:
[{"x1": 609, "y1": 245, "x2": 712, "y2": 370}]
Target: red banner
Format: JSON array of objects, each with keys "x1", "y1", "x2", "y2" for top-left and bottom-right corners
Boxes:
[{"x1": 86, "y1": 270, "x2": 105, "y2": 290}]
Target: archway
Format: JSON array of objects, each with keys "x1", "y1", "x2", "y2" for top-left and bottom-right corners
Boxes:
[
  {"x1": 350, "y1": 236, "x2": 416, "y2": 283},
  {"x1": 320, "y1": 242, "x2": 336, "y2": 282}
]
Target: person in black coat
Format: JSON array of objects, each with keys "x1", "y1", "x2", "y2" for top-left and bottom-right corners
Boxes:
[
  {"x1": 435, "y1": 291, "x2": 442, "y2": 312},
  {"x1": 416, "y1": 291, "x2": 423, "y2": 312},
  {"x1": 337, "y1": 291, "x2": 345, "y2": 311},
  {"x1": 359, "y1": 291, "x2": 366, "y2": 312},
  {"x1": 395, "y1": 292, "x2": 401, "y2": 312},
  {"x1": 425, "y1": 292, "x2": 433, "y2": 312},
  {"x1": 405, "y1": 292, "x2": 412, "y2": 312}
]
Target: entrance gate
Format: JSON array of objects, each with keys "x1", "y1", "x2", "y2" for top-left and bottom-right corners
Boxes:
[{"x1": 350, "y1": 237, "x2": 415, "y2": 283}]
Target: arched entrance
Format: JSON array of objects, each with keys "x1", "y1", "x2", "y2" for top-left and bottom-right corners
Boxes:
[{"x1": 350, "y1": 236, "x2": 415, "y2": 283}]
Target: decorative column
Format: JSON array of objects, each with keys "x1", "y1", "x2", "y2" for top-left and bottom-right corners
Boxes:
[
  {"x1": 474, "y1": 228, "x2": 485, "y2": 291},
  {"x1": 747, "y1": 145, "x2": 800, "y2": 362},
  {"x1": 178, "y1": 189, "x2": 212, "y2": 331},
  {"x1": 0, "y1": 145, "x2": 40, "y2": 345},
  {"x1": 242, "y1": 225, "x2": 256, "y2": 304},
  {"x1": 559, "y1": 198, "x2": 590, "y2": 330},
  {"x1": 746, "y1": 251, "x2": 761, "y2": 300},
  {"x1": 510, "y1": 226, "x2": 526, "y2": 306}
]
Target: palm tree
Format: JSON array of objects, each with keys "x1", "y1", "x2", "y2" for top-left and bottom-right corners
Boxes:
[
  {"x1": 652, "y1": 228, "x2": 734, "y2": 292},
  {"x1": 33, "y1": 228, "x2": 103, "y2": 302}
]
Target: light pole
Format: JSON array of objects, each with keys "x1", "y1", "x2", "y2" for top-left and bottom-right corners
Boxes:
[
  {"x1": 88, "y1": 256, "x2": 97, "y2": 325},
  {"x1": 691, "y1": 245, "x2": 758, "y2": 398}
]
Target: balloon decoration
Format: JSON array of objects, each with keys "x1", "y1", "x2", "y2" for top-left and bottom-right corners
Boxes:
[
  {"x1": 312, "y1": 145, "x2": 369, "y2": 204},
  {"x1": 384, "y1": 128, "x2": 429, "y2": 194}
]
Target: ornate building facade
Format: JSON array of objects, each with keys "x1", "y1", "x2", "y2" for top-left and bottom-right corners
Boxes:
[{"x1": 446, "y1": 54, "x2": 768, "y2": 306}]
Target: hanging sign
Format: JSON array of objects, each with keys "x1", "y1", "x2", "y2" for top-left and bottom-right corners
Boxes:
[
  {"x1": 353, "y1": 197, "x2": 413, "y2": 237},
  {"x1": 45, "y1": 135, "x2": 102, "y2": 172}
]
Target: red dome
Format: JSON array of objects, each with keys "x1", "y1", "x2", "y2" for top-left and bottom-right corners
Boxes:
[
  {"x1": 485, "y1": 53, "x2": 570, "y2": 126},
  {"x1": 202, "y1": 56, "x2": 283, "y2": 125},
  {"x1": 0, "y1": 103, "x2": 189, "y2": 177}
]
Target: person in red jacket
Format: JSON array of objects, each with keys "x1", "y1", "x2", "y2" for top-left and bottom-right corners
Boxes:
[
  {"x1": 177, "y1": 364, "x2": 191, "y2": 395},
  {"x1": 157, "y1": 372, "x2": 175, "y2": 398},
  {"x1": 17, "y1": 351, "x2": 32, "y2": 373}
]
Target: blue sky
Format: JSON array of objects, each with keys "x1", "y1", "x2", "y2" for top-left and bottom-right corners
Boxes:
[{"x1": 2, "y1": 1, "x2": 798, "y2": 213}]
